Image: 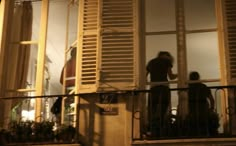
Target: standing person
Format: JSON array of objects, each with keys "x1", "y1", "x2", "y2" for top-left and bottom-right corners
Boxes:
[
  {"x1": 146, "y1": 51, "x2": 177, "y2": 137},
  {"x1": 188, "y1": 71, "x2": 216, "y2": 136}
]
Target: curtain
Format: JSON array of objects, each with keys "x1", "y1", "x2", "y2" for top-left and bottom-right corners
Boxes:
[{"x1": 3, "y1": 1, "x2": 32, "y2": 127}]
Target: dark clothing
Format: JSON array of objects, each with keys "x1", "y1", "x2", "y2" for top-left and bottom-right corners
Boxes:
[
  {"x1": 147, "y1": 57, "x2": 172, "y2": 82},
  {"x1": 188, "y1": 83, "x2": 213, "y2": 136},
  {"x1": 51, "y1": 96, "x2": 62, "y2": 115},
  {"x1": 147, "y1": 57, "x2": 173, "y2": 137},
  {"x1": 148, "y1": 85, "x2": 170, "y2": 136},
  {"x1": 188, "y1": 83, "x2": 211, "y2": 115},
  {"x1": 150, "y1": 86, "x2": 170, "y2": 119},
  {"x1": 51, "y1": 96, "x2": 63, "y2": 125}
]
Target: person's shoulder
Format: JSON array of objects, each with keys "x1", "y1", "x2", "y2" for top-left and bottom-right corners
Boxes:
[
  {"x1": 199, "y1": 83, "x2": 210, "y2": 91},
  {"x1": 200, "y1": 83, "x2": 208, "y2": 87},
  {"x1": 149, "y1": 57, "x2": 158, "y2": 62},
  {"x1": 147, "y1": 58, "x2": 157, "y2": 65}
]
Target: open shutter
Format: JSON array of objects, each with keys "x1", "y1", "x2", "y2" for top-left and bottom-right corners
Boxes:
[
  {"x1": 78, "y1": 0, "x2": 99, "y2": 93},
  {"x1": 99, "y1": 0, "x2": 138, "y2": 91},
  {"x1": 224, "y1": 0, "x2": 236, "y2": 80},
  {"x1": 78, "y1": 0, "x2": 139, "y2": 93}
]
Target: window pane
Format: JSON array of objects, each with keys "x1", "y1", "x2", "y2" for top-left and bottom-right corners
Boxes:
[
  {"x1": 145, "y1": 0, "x2": 176, "y2": 32},
  {"x1": 45, "y1": 1, "x2": 77, "y2": 94},
  {"x1": 32, "y1": 1, "x2": 42, "y2": 40},
  {"x1": 186, "y1": 32, "x2": 220, "y2": 79},
  {"x1": 184, "y1": 0, "x2": 216, "y2": 30}
]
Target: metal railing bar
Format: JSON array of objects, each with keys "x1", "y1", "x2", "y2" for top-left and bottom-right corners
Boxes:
[{"x1": 1, "y1": 85, "x2": 236, "y2": 100}]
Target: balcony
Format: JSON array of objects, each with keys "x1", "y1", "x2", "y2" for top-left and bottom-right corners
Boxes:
[
  {"x1": 1, "y1": 85, "x2": 236, "y2": 146},
  {"x1": 131, "y1": 85, "x2": 236, "y2": 146}
]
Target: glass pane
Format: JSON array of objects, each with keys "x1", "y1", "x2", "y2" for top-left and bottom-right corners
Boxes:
[
  {"x1": 32, "y1": 1, "x2": 42, "y2": 41},
  {"x1": 45, "y1": 1, "x2": 78, "y2": 95},
  {"x1": 184, "y1": 0, "x2": 216, "y2": 30},
  {"x1": 68, "y1": 4, "x2": 79, "y2": 46},
  {"x1": 27, "y1": 45, "x2": 38, "y2": 90},
  {"x1": 5, "y1": 1, "x2": 38, "y2": 93},
  {"x1": 187, "y1": 32, "x2": 220, "y2": 79},
  {"x1": 145, "y1": 0, "x2": 176, "y2": 32}
]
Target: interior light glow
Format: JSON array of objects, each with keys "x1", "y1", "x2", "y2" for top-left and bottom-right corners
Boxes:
[{"x1": 21, "y1": 110, "x2": 35, "y2": 121}]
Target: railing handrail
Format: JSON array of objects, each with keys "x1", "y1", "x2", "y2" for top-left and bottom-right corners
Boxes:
[{"x1": 1, "y1": 85, "x2": 236, "y2": 100}]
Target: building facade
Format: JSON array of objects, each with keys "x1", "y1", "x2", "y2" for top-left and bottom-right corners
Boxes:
[{"x1": 1, "y1": 0, "x2": 236, "y2": 146}]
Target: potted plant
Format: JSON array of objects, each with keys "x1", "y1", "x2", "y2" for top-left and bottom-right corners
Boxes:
[
  {"x1": 56, "y1": 124, "x2": 76, "y2": 143},
  {"x1": 32, "y1": 120, "x2": 54, "y2": 142}
]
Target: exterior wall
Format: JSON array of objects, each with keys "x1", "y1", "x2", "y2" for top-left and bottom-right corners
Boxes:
[{"x1": 78, "y1": 94, "x2": 133, "y2": 146}]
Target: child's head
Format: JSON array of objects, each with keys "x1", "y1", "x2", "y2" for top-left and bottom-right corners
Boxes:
[{"x1": 189, "y1": 71, "x2": 200, "y2": 80}]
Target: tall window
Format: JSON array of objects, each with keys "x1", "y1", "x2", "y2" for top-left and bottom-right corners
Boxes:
[
  {"x1": 144, "y1": 0, "x2": 220, "y2": 109},
  {"x1": 185, "y1": 0, "x2": 220, "y2": 82}
]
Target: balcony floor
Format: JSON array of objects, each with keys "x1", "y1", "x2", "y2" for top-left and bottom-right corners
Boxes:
[{"x1": 132, "y1": 137, "x2": 236, "y2": 146}]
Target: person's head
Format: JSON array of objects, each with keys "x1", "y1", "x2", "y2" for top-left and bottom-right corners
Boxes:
[
  {"x1": 157, "y1": 51, "x2": 169, "y2": 58},
  {"x1": 70, "y1": 47, "x2": 77, "y2": 58},
  {"x1": 157, "y1": 51, "x2": 174, "y2": 64},
  {"x1": 189, "y1": 71, "x2": 200, "y2": 80}
]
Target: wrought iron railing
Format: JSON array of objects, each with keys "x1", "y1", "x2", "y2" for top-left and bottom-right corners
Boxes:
[
  {"x1": 131, "y1": 85, "x2": 236, "y2": 140},
  {"x1": 1, "y1": 85, "x2": 236, "y2": 144}
]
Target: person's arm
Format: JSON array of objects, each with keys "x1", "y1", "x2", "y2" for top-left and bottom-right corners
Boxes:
[
  {"x1": 208, "y1": 89, "x2": 215, "y2": 110},
  {"x1": 168, "y1": 67, "x2": 177, "y2": 80}
]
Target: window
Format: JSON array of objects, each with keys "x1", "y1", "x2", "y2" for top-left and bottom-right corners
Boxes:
[{"x1": 143, "y1": 0, "x2": 220, "y2": 109}]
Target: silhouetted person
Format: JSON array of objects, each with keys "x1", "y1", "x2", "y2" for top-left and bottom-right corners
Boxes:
[
  {"x1": 146, "y1": 51, "x2": 177, "y2": 137},
  {"x1": 188, "y1": 71, "x2": 215, "y2": 136},
  {"x1": 51, "y1": 96, "x2": 62, "y2": 115}
]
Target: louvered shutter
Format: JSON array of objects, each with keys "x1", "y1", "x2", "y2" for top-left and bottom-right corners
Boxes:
[
  {"x1": 77, "y1": 0, "x2": 99, "y2": 93},
  {"x1": 78, "y1": 0, "x2": 139, "y2": 93},
  {"x1": 224, "y1": 0, "x2": 236, "y2": 80}
]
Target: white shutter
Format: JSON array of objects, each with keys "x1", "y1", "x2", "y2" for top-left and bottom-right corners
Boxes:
[
  {"x1": 224, "y1": 0, "x2": 236, "y2": 79},
  {"x1": 78, "y1": 0, "x2": 99, "y2": 93},
  {"x1": 99, "y1": 0, "x2": 138, "y2": 91},
  {"x1": 78, "y1": 0, "x2": 139, "y2": 93}
]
